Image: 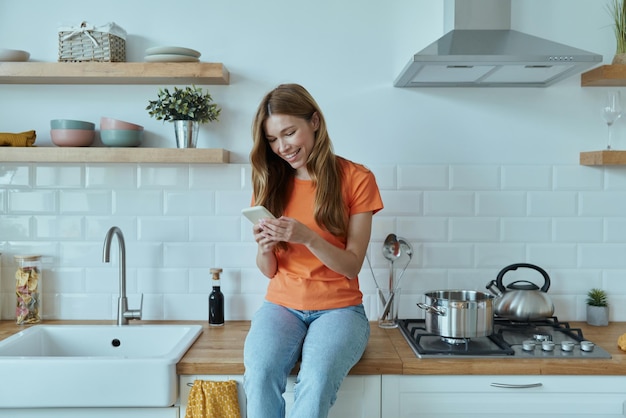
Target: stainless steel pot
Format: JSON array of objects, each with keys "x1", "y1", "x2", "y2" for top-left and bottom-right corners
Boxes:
[{"x1": 416, "y1": 290, "x2": 494, "y2": 339}]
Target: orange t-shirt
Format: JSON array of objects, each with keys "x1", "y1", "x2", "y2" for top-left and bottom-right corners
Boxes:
[{"x1": 264, "y1": 157, "x2": 383, "y2": 310}]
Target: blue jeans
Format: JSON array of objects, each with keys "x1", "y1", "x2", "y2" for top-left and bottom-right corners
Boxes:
[{"x1": 243, "y1": 301, "x2": 370, "y2": 418}]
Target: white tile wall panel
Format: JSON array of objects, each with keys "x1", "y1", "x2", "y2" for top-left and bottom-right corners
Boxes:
[
  {"x1": 527, "y1": 191, "x2": 578, "y2": 216},
  {"x1": 53, "y1": 293, "x2": 112, "y2": 320},
  {"x1": 396, "y1": 217, "x2": 447, "y2": 242},
  {"x1": 0, "y1": 189, "x2": 5, "y2": 212},
  {"x1": 190, "y1": 216, "x2": 240, "y2": 242},
  {"x1": 371, "y1": 217, "x2": 396, "y2": 246},
  {"x1": 501, "y1": 165, "x2": 552, "y2": 190},
  {"x1": 553, "y1": 218, "x2": 603, "y2": 243},
  {"x1": 368, "y1": 164, "x2": 397, "y2": 190},
  {"x1": 240, "y1": 268, "x2": 271, "y2": 294},
  {"x1": 230, "y1": 294, "x2": 265, "y2": 320},
  {"x1": 84, "y1": 216, "x2": 137, "y2": 240},
  {"x1": 449, "y1": 218, "x2": 499, "y2": 242},
  {"x1": 138, "y1": 217, "x2": 188, "y2": 241},
  {"x1": 450, "y1": 165, "x2": 499, "y2": 190},
  {"x1": 217, "y1": 190, "x2": 252, "y2": 215},
  {"x1": 423, "y1": 191, "x2": 474, "y2": 216},
  {"x1": 548, "y1": 269, "x2": 601, "y2": 295},
  {"x1": 162, "y1": 293, "x2": 209, "y2": 320},
  {"x1": 59, "y1": 242, "x2": 106, "y2": 267},
  {"x1": 422, "y1": 243, "x2": 473, "y2": 268},
  {"x1": 604, "y1": 219, "x2": 626, "y2": 242},
  {"x1": 0, "y1": 215, "x2": 31, "y2": 240},
  {"x1": 34, "y1": 215, "x2": 83, "y2": 239},
  {"x1": 554, "y1": 166, "x2": 604, "y2": 190},
  {"x1": 605, "y1": 295, "x2": 626, "y2": 321},
  {"x1": 0, "y1": 165, "x2": 30, "y2": 186},
  {"x1": 85, "y1": 267, "x2": 132, "y2": 293},
  {"x1": 46, "y1": 267, "x2": 85, "y2": 293},
  {"x1": 128, "y1": 243, "x2": 166, "y2": 268},
  {"x1": 476, "y1": 191, "x2": 527, "y2": 216},
  {"x1": 190, "y1": 165, "x2": 246, "y2": 190},
  {"x1": 603, "y1": 270, "x2": 626, "y2": 295},
  {"x1": 579, "y1": 244, "x2": 626, "y2": 268},
  {"x1": 8, "y1": 190, "x2": 56, "y2": 213},
  {"x1": 379, "y1": 190, "x2": 421, "y2": 216},
  {"x1": 137, "y1": 268, "x2": 189, "y2": 293},
  {"x1": 474, "y1": 244, "x2": 526, "y2": 267},
  {"x1": 164, "y1": 243, "x2": 215, "y2": 268},
  {"x1": 86, "y1": 164, "x2": 137, "y2": 189},
  {"x1": 579, "y1": 191, "x2": 626, "y2": 216},
  {"x1": 604, "y1": 168, "x2": 626, "y2": 190},
  {"x1": 113, "y1": 190, "x2": 162, "y2": 215},
  {"x1": 215, "y1": 243, "x2": 257, "y2": 268},
  {"x1": 401, "y1": 269, "x2": 447, "y2": 293},
  {"x1": 35, "y1": 165, "x2": 83, "y2": 188},
  {"x1": 141, "y1": 294, "x2": 164, "y2": 320},
  {"x1": 139, "y1": 165, "x2": 189, "y2": 188},
  {"x1": 397, "y1": 165, "x2": 448, "y2": 190},
  {"x1": 165, "y1": 190, "x2": 215, "y2": 215},
  {"x1": 552, "y1": 295, "x2": 578, "y2": 321},
  {"x1": 59, "y1": 190, "x2": 112, "y2": 214},
  {"x1": 501, "y1": 218, "x2": 551, "y2": 242},
  {"x1": 447, "y1": 269, "x2": 493, "y2": 290},
  {"x1": 526, "y1": 244, "x2": 578, "y2": 268}
]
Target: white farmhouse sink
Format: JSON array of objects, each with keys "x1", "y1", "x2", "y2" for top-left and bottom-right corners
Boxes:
[{"x1": 0, "y1": 324, "x2": 203, "y2": 407}]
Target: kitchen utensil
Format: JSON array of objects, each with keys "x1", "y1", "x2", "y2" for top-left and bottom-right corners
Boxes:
[
  {"x1": 486, "y1": 263, "x2": 554, "y2": 321},
  {"x1": 382, "y1": 233, "x2": 401, "y2": 290},
  {"x1": 365, "y1": 253, "x2": 387, "y2": 309},
  {"x1": 417, "y1": 290, "x2": 494, "y2": 339},
  {"x1": 380, "y1": 238, "x2": 414, "y2": 320}
]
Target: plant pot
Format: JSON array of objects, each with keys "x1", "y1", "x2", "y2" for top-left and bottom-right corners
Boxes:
[
  {"x1": 173, "y1": 120, "x2": 199, "y2": 148},
  {"x1": 613, "y1": 53, "x2": 626, "y2": 65},
  {"x1": 586, "y1": 305, "x2": 609, "y2": 326}
]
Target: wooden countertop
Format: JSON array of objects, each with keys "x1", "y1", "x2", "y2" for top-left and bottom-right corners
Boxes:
[{"x1": 2, "y1": 320, "x2": 626, "y2": 376}]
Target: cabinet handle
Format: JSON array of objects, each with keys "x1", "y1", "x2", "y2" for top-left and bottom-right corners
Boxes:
[{"x1": 490, "y1": 382, "x2": 543, "y2": 389}]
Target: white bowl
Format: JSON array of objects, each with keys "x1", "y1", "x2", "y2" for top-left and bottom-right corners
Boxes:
[{"x1": 0, "y1": 48, "x2": 30, "y2": 62}]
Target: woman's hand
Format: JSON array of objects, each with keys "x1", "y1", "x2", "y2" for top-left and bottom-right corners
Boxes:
[{"x1": 258, "y1": 217, "x2": 314, "y2": 246}]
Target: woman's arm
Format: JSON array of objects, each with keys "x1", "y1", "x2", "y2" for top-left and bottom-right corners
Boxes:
[
  {"x1": 260, "y1": 211, "x2": 373, "y2": 279},
  {"x1": 254, "y1": 220, "x2": 278, "y2": 278}
]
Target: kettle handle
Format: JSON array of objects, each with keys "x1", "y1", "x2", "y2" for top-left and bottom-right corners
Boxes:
[{"x1": 495, "y1": 263, "x2": 550, "y2": 293}]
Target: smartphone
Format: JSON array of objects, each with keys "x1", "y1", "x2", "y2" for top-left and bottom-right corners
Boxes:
[{"x1": 241, "y1": 206, "x2": 276, "y2": 224}]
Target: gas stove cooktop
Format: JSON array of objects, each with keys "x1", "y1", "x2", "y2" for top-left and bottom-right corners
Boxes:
[{"x1": 398, "y1": 317, "x2": 612, "y2": 359}]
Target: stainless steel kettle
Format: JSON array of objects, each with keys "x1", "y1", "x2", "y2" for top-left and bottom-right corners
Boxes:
[{"x1": 486, "y1": 263, "x2": 554, "y2": 321}]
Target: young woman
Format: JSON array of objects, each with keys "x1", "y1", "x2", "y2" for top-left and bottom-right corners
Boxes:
[{"x1": 243, "y1": 83, "x2": 383, "y2": 418}]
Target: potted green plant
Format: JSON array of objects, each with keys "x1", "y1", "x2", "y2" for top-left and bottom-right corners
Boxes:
[
  {"x1": 146, "y1": 85, "x2": 221, "y2": 148},
  {"x1": 586, "y1": 288, "x2": 609, "y2": 326},
  {"x1": 609, "y1": 0, "x2": 626, "y2": 64}
]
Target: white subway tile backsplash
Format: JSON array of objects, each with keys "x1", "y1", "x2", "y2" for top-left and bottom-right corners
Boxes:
[
  {"x1": 449, "y1": 218, "x2": 499, "y2": 242},
  {"x1": 8, "y1": 190, "x2": 56, "y2": 213},
  {"x1": 450, "y1": 166, "x2": 499, "y2": 190},
  {"x1": 4, "y1": 162, "x2": 626, "y2": 321},
  {"x1": 0, "y1": 165, "x2": 30, "y2": 187},
  {"x1": 528, "y1": 191, "x2": 577, "y2": 216},
  {"x1": 476, "y1": 192, "x2": 527, "y2": 217},
  {"x1": 398, "y1": 165, "x2": 448, "y2": 190},
  {"x1": 501, "y1": 218, "x2": 552, "y2": 242},
  {"x1": 554, "y1": 166, "x2": 603, "y2": 190},
  {"x1": 59, "y1": 190, "x2": 112, "y2": 214},
  {"x1": 35, "y1": 165, "x2": 83, "y2": 188},
  {"x1": 501, "y1": 165, "x2": 552, "y2": 190},
  {"x1": 424, "y1": 191, "x2": 474, "y2": 216}
]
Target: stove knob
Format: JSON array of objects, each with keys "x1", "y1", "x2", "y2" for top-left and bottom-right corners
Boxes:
[
  {"x1": 560, "y1": 341, "x2": 575, "y2": 352},
  {"x1": 580, "y1": 340, "x2": 595, "y2": 352},
  {"x1": 533, "y1": 334, "x2": 550, "y2": 342},
  {"x1": 541, "y1": 341, "x2": 555, "y2": 352},
  {"x1": 522, "y1": 340, "x2": 536, "y2": 351}
]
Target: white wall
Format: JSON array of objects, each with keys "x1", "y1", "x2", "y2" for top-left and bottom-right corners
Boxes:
[{"x1": 1, "y1": 0, "x2": 625, "y2": 322}]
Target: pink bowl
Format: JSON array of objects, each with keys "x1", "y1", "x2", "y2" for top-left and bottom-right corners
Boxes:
[
  {"x1": 50, "y1": 129, "x2": 95, "y2": 147},
  {"x1": 100, "y1": 117, "x2": 144, "y2": 131}
]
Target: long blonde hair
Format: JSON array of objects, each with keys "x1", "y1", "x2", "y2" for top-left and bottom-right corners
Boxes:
[{"x1": 250, "y1": 84, "x2": 347, "y2": 238}]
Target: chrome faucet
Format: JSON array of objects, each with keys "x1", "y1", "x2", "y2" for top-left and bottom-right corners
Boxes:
[{"x1": 102, "y1": 226, "x2": 143, "y2": 325}]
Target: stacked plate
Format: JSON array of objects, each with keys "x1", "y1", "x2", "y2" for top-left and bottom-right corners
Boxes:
[
  {"x1": 144, "y1": 46, "x2": 201, "y2": 62},
  {"x1": 0, "y1": 48, "x2": 30, "y2": 62}
]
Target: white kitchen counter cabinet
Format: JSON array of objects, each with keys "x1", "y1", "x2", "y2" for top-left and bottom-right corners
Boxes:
[
  {"x1": 178, "y1": 375, "x2": 382, "y2": 418},
  {"x1": 0, "y1": 408, "x2": 178, "y2": 418},
  {"x1": 382, "y1": 375, "x2": 626, "y2": 417}
]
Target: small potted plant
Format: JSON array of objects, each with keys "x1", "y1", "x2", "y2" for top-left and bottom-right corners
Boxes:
[
  {"x1": 146, "y1": 85, "x2": 221, "y2": 148},
  {"x1": 586, "y1": 288, "x2": 609, "y2": 326},
  {"x1": 609, "y1": 0, "x2": 626, "y2": 64}
]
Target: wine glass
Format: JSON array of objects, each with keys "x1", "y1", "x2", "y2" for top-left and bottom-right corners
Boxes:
[{"x1": 602, "y1": 91, "x2": 623, "y2": 150}]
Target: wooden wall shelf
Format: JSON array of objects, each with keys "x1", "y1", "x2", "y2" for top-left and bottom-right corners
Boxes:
[
  {"x1": 581, "y1": 65, "x2": 626, "y2": 87},
  {"x1": 580, "y1": 150, "x2": 626, "y2": 165},
  {"x1": 0, "y1": 62, "x2": 229, "y2": 85},
  {"x1": 1, "y1": 148, "x2": 229, "y2": 164}
]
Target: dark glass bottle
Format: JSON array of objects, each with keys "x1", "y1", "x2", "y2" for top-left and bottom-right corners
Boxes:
[{"x1": 208, "y1": 268, "x2": 224, "y2": 326}]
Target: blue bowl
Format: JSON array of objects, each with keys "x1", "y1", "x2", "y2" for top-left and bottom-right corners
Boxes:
[
  {"x1": 50, "y1": 119, "x2": 95, "y2": 130},
  {"x1": 100, "y1": 129, "x2": 143, "y2": 147}
]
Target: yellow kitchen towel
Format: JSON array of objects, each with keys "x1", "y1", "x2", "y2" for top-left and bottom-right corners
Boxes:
[
  {"x1": 0, "y1": 130, "x2": 36, "y2": 147},
  {"x1": 185, "y1": 379, "x2": 241, "y2": 418}
]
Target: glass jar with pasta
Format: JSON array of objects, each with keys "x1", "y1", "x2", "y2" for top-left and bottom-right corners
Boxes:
[{"x1": 14, "y1": 254, "x2": 42, "y2": 325}]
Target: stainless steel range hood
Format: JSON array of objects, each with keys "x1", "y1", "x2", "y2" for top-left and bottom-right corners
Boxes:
[{"x1": 394, "y1": 0, "x2": 602, "y2": 87}]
